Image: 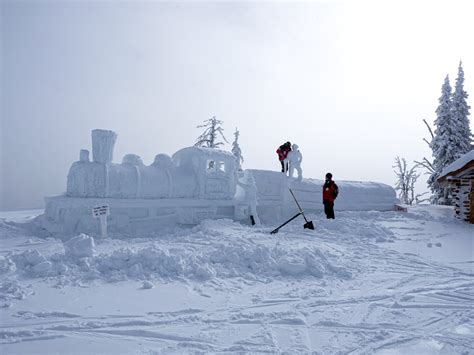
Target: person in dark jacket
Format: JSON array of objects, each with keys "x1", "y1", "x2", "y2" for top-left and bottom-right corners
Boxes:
[
  {"x1": 322, "y1": 172, "x2": 338, "y2": 219},
  {"x1": 276, "y1": 142, "x2": 291, "y2": 173}
]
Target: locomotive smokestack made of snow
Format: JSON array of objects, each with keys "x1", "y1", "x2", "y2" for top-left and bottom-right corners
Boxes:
[{"x1": 91, "y1": 129, "x2": 117, "y2": 164}]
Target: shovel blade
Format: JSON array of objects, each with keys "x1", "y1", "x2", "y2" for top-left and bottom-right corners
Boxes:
[{"x1": 304, "y1": 221, "x2": 315, "y2": 230}]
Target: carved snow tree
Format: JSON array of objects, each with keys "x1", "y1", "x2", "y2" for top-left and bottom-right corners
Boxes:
[
  {"x1": 194, "y1": 116, "x2": 228, "y2": 149},
  {"x1": 231, "y1": 128, "x2": 244, "y2": 171}
]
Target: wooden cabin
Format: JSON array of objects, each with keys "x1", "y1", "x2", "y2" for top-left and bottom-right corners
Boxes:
[{"x1": 437, "y1": 150, "x2": 474, "y2": 223}]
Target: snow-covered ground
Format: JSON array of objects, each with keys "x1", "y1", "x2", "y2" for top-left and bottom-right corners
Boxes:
[{"x1": 0, "y1": 206, "x2": 472, "y2": 354}]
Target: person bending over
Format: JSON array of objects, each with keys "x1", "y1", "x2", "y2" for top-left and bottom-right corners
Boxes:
[{"x1": 276, "y1": 141, "x2": 291, "y2": 174}]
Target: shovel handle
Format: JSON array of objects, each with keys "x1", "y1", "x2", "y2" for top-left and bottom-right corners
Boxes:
[
  {"x1": 289, "y1": 189, "x2": 302, "y2": 211},
  {"x1": 289, "y1": 189, "x2": 309, "y2": 223},
  {"x1": 270, "y1": 211, "x2": 303, "y2": 234}
]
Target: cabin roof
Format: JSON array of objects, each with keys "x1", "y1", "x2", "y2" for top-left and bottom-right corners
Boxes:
[{"x1": 437, "y1": 150, "x2": 474, "y2": 182}]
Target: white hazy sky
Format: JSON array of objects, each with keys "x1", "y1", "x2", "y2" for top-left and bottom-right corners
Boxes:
[{"x1": 1, "y1": 0, "x2": 474, "y2": 210}]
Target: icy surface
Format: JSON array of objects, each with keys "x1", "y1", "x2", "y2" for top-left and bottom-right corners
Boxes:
[{"x1": 0, "y1": 206, "x2": 473, "y2": 354}]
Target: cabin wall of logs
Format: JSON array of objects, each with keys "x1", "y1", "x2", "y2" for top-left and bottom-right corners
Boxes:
[
  {"x1": 437, "y1": 152, "x2": 474, "y2": 224},
  {"x1": 450, "y1": 174, "x2": 474, "y2": 223}
]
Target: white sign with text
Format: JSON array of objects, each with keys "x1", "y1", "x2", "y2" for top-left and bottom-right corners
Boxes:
[{"x1": 92, "y1": 205, "x2": 110, "y2": 238}]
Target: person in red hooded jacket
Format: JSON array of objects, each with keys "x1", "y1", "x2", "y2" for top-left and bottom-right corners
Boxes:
[
  {"x1": 276, "y1": 142, "x2": 291, "y2": 173},
  {"x1": 322, "y1": 172, "x2": 338, "y2": 219}
]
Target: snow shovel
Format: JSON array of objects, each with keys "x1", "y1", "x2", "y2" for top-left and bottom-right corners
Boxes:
[
  {"x1": 289, "y1": 188, "x2": 314, "y2": 230},
  {"x1": 270, "y1": 189, "x2": 314, "y2": 234}
]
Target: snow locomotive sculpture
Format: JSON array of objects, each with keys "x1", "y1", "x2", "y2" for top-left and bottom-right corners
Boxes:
[{"x1": 39, "y1": 129, "x2": 398, "y2": 236}]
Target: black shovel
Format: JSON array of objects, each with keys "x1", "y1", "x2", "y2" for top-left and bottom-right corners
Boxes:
[
  {"x1": 270, "y1": 189, "x2": 315, "y2": 234},
  {"x1": 289, "y1": 189, "x2": 315, "y2": 230}
]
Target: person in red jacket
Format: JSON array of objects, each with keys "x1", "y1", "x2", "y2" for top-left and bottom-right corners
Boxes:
[
  {"x1": 276, "y1": 142, "x2": 291, "y2": 173},
  {"x1": 322, "y1": 172, "x2": 338, "y2": 219}
]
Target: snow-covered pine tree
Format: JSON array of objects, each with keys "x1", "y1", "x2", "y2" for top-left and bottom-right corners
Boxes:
[
  {"x1": 393, "y1": 157, "x2": 420, "y2": 205},
  {"x1": 231, "y1": 128, "x2": 244, "y2": 171},
  {"x1": 451, "y1": 61, "x2": 473, "y2": 156},
  {"x1": 428, "y1": 75, "x2": 456, "y2": 204},
  {"x1": 194, "y1": 116, "x2": 228, "y2": 148}
]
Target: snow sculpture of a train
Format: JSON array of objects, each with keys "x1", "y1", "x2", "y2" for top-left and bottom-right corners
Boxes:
[{"x1": 39, "y1": 129, "x2": 398, "y2": 236}]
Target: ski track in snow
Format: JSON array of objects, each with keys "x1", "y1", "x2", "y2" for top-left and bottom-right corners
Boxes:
[{"x1": 0, "y1": 208, "x2": 473, "y2": 354}]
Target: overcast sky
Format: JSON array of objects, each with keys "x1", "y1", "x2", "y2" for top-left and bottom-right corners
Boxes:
[{"x1": 1, "y1": 0, "x2": 474, "y2": 210}]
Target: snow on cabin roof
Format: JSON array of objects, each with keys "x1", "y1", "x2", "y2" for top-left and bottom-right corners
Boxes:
[
  {"x1": 172, "y1": 146, "x2": 235, "y2": 160},
  {"x1": 439, "y1": 150, "x2": 474, "y2": 179}
]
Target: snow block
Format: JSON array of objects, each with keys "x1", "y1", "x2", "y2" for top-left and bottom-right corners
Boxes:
[
  {"x1": 64, "y1": 234, "x2": 96, "y2": 258},
  {"x1": 248, "y1": 170, "x2": 397, "y2": 223}
]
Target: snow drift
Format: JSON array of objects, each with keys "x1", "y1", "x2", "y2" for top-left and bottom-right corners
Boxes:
[{"x1": 2, "y1": 220, "x2": 352, "y2": 284}]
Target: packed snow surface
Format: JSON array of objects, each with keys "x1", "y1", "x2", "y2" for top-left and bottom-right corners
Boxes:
[{"x1": 0, "y1": 206, "x2": 472, "y2": 354}]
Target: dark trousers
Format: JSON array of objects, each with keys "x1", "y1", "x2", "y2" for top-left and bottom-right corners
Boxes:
[
  {"x1": 280, "y1": 161, "x2": 288, "y2": 173},
  {"x1": 323, "y1": 201, "x2": 335, "y2": 219}
]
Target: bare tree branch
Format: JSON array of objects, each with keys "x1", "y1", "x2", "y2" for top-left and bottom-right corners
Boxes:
[
  {"x1": 422, "y1": 119, "x2": 434, "y2": 140},
  {"x1": 414, "y1": 158, "x2": 434, "y2": 174},
  {"x1": 415, "y1": 191, "x2": 430, "y2": 204}
]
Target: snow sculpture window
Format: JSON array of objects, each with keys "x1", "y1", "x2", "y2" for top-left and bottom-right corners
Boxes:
[
  {"x1": 206, "y1": 160, "x2": 216, "y2": 172},
  {"x1": 217, "y1": 161, "x2": 226, "y2": 173},
  {"x1": 206, "y1": 160, "x2": 226, "y2": 173}
]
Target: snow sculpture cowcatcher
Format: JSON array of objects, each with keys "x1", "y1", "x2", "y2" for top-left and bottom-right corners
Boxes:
[{"x1": 39, "y1": 129, "x2": 398, "y2": 237}]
